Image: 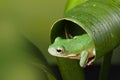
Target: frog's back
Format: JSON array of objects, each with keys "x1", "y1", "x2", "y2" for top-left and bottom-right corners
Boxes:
[
  {"x1": 65, "y1": 34, "x2": 94, "y2": 53},
  {"x1": 73, "y1": 34, "x2": 93, "y2": 44}
]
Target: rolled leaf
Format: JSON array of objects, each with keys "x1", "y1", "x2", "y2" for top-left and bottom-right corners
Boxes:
[
  {"x1": 65, "y1": 0, "x2": 88, "y2": 13},
  {"x1": 51, "y1": 0, "x2": 120, "y2": 60}
]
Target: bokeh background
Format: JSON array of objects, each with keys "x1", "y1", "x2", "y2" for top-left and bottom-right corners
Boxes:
[
  {"x1": 15, "y1": 0, "x2": 67, "y2": 64},
  {"x1": 0, "y1": 0, "x2": 67, "y2": 64},
  {"x1": 0, "y1": 0, "x2": 66, "y2": 80},
  {"x1": 17, "y1": 0, "x2": 67, "y2": 64}
]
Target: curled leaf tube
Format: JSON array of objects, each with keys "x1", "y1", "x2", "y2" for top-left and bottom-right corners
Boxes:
[{"x1": 50, "y1": 1, "x2": 120, "y2": 61}]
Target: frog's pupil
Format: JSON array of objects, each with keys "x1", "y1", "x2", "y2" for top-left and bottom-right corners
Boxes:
[
  {"x1": 56, "y1": 48, "x2": 62, "y2": 53},
  {"x1": 57, "y1": 49, "x2": 62, "y2": 52}
]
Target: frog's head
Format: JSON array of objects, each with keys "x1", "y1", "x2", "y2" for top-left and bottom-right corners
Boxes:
[{"x1": 48, "y1": 37, "x2": 77, "y2": 58}]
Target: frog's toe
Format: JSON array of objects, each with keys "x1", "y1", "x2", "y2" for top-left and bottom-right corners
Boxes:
[{"x1": 79, "y1": 51, "x2": 89, "y2": 67}]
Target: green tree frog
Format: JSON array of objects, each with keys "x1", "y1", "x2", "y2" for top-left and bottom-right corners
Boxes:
[{"x1": 48, "y1": 34, "x2": 96, "y2": 67}]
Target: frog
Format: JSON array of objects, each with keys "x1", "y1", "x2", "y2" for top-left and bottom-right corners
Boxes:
[{"x1": 48, "y1": 34, "x2": 96, "y2": 67}]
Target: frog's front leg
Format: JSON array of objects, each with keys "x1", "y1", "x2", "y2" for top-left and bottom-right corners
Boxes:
[
  {"x1": 79, "y1": 51, "x2": 89, "y2": 67},
  {"x1": 79, "y1": 49, "x2": 95, "y2": 67}
]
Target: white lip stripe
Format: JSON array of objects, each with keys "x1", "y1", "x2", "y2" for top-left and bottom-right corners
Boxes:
[
  {"x1": 67, "y1": 54, "x2": 77, "y2": 57},
  {"x1": 48, "y1": 47, "x2": 78, "y2": 58},
  {"x1": 48, "y1": 48, "x2": 57, "y2": 55}
]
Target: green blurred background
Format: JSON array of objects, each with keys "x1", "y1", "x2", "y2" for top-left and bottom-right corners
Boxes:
[
  {"x1": 18, "y1": 0, "x2": 67, "y2": 64},
  {"x1": 16, "y1": 0, "x2": 67, "y2": 64},
  {"x1": 0, "y1": 0, "x2": 67, "y2": 80},
  {"x1": 0, "y1": 0, "x2": 67, "y2": 64}
]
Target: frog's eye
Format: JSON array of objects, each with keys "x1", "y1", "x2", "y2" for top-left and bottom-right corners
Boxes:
[{"x1": 56, "y1": 47, "x2": 64, "y2": 54}]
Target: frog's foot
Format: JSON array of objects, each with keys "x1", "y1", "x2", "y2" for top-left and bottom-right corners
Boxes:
[
  {"x1": 79, "y1": 51, "x2": 89, "y2": 67},
  {"x1": 86, "y1": 48, "x2": 96, "y2": 66},
  {"x1": 79, "y1": 50, "x2": 95, "y2": 67},
  {"x1": 86, "y1": 56, "x2": 95, "y2": 66}
]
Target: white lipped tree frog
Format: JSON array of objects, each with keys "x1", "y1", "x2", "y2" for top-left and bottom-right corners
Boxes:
[{"x1": 48, "y1": 34, "x2": 96, "y2": 67}]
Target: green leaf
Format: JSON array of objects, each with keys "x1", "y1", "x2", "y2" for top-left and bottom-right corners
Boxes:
[
  {"x1": 64, "y1": 0, "x2": 120, "y2": 59},
  {"x1": 50, "y1": 17, "x2": 85, "y2": 80},
  {"x1": 51, "y1": 0, "x2": 120, "y2": 60},
  {"x1": 57, "y1": 58, "x2": 85, "y2": 80},
  {"x1": 50, "y1": 0, "x2": 86, "y2": 80},
  {"x1": 65, "y1": 0, "x2": 88, "y2": 13},
  {"x1": 50, "y1": 1, "x2": 120, "y2": 80},
  {"x1": 0, "y1": 23, "x2": 56, "y2": 80}
]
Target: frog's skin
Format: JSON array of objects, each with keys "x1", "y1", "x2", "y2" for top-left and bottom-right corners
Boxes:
[{"x1": 48, "y1": 34, "x2": 96, "y2": 67}]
